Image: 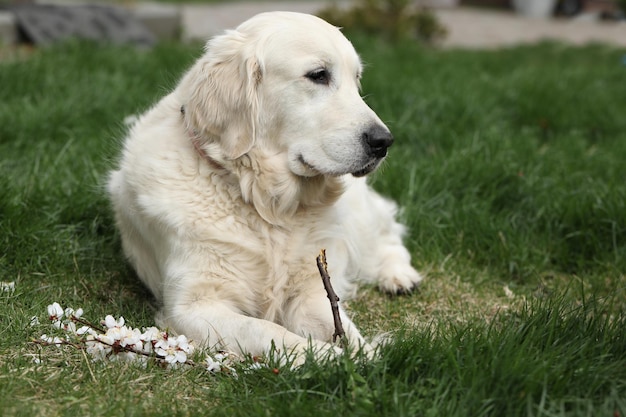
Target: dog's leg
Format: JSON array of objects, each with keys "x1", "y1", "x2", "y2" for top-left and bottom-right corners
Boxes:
[
  {"x1": 162, "y1": 302, "x2": 341, "y2": 365},
  {"x1": 340, "y1": 178, "x2": 423, "y2": 294},
  {"x1": 281, "y1": 286, "x2": 374, "y2": 356},
  {"x1": 373, "y1": 234, "x2": 423, "y2": 294},
  {"x1": 370, "y1": 197, "x2": 423, "y2": 294}
]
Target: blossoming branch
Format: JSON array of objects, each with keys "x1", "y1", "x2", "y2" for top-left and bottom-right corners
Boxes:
[{"x1": 33, "y1": 302, "x2": 242, "y2": 375}]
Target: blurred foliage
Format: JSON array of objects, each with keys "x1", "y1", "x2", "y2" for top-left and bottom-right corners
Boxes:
[{"x1": 318, "y1": 0, "x2": 447, "y2": 43}]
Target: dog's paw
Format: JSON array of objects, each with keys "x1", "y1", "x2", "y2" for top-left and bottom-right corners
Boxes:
[
  {"x1": 377, "y1": 263, "x2": 423, "y2": 295},
  {"x1": 287, "y1": 340, "x2": 378, "y2": 368},
  {"x1": 356, "y1": 341, "x2": 377, "y2": 360},
  {"x1": 286, "y1": 342, "x2": 343, "y2": 369}
]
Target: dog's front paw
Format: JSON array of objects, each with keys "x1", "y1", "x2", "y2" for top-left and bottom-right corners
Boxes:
[
  {"x1": 286, "y1": 341, "x2": 343, "y2": 369},
  {"x1": 378, "y1": 262, "x2": 423, "y2": 295}
]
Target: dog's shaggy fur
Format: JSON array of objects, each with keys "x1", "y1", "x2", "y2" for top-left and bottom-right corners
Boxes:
[{"x1": 107, "y1": 12, "x2": 422, "y2": 361}]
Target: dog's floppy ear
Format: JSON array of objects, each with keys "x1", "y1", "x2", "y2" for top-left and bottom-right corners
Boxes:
[{"x1": 180, "y1": 30, "x2": 262, "y2": 160}]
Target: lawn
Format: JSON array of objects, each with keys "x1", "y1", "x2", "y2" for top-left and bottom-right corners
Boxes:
[{"x1": 0, "y1": 36, "x2": 625, "y2": 416}]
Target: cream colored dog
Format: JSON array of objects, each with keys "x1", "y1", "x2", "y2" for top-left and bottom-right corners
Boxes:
[{"x1": 107, "y1": 12, "x2": 422, "y2": 362}]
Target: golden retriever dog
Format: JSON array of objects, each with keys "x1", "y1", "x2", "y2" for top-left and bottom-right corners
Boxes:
[{"x1": 107, "y1": 11, "x2": 422, "y2": 362}]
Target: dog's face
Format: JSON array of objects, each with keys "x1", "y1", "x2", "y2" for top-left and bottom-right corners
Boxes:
[{"x1": 182, "y1": 12, "x2": 393, "y2": 178}]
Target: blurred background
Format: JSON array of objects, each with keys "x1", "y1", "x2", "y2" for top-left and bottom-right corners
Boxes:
[{"x1": 0, "y1": 0, "x2": 625, "y2": 49}]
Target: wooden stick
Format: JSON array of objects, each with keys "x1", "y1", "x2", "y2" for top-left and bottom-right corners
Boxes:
[{"x1": 316, "y1": 249, "x2": 346, "y2": 345}]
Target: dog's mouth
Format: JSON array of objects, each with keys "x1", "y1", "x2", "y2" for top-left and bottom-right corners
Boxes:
[
  {"x1": 351, "y1": 159, "x2": 381, "y2": 177},
  {"x1": 297, "y1": 154, "x2": 382, "y2": 178},
  {"x1": 296, "y1": 154, "x2": 326, "y2": 177}
]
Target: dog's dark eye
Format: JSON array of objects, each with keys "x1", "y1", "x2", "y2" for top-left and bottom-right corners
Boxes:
[{"x1": 306, "y1": 69, "x2": 330, "y2": 85}]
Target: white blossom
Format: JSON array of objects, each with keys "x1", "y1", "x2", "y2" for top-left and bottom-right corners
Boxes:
[
  {"x1": 40, "y1": 334, "x2": 64, "y2": 346},
  {"x1": 95, "y1": 332, "x2": 116, "y2": 346},
  {"x1": 104, "y1": 315, "x2": 125, "y2": 328},
  {"x1": 76, "y1": 325, "x2": 95, "y2": 336},
  {"x1": 140, "y1": 326, "x2": 161, "y2": 342},
  {"x1": 205, "y1": 355, "x2": 222, "y2": 373},
  {"x1": 119, "y1": 327, "x2": 142, "y2": 348},
  {"x1": 86, "y1": 335, "x2": 111, "y2": 361},
  {"x1": 154, "y1": 336, "x2": 191, "y2": 367},
  {"x1": 47, "y1": 302, "x2": 64, "y2": 322},
  {"x1": 64, "y1": 307, "x2": 84, "y2": 319},
  {"x1": 61, "y1": 321, "x2": 77, "y2": 334}
]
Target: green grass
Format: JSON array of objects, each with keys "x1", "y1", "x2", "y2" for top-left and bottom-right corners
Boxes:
[{"x1": 1, "y1": 38, "x2": 625, "y2": 416}]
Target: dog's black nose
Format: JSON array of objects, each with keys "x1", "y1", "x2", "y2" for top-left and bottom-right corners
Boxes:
[{"x1": 363, "y1": 125, "x2": 394, "y2": 158}]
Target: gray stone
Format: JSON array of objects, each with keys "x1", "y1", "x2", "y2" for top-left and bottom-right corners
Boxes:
[
  {"x1": 9, "y1": 4, "x2": 156, "y2": 46},
  {"x1": 0, "y1": 12, "x2": 17, "y2": 46},
  {"x1": 132, "y1": 2, "x2": 181, "y2": 41}
]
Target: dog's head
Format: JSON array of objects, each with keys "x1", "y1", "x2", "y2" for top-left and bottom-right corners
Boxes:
[{"x1": 180, "y1": 12, "x2": 392, "y2": 178}]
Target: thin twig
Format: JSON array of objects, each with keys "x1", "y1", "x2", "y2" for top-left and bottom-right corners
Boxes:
[
  {"x1": 81, "y1": 348, "x2": 97, "y2": 383},
  {"x1": 32, "y1": 337, "x2": 197, "y2": 367},
  {"x1": 93, "y1": 338, "x2": 198, "y2": 367},
  {"x1": 316, "y1": 249, "x2": 346, "y2": 346},
  {"x1": 32, "y1": 339, "x2": 84, "y2": 350},
  {"x1": 70, "y1": 315, "x2": 107, "y2": 333}
]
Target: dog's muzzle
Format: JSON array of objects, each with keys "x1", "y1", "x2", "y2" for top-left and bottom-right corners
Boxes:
[{"x1": 350, "y1": 124, "x2": 393, "y2": 177}]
